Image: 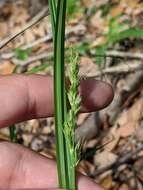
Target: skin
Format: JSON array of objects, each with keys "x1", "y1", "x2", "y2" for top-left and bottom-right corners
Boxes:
[{"x1": 0, "y1": 74, "x2": 114, "y2": 190}]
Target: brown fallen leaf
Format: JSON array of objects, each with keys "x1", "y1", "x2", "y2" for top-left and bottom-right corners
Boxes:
[
  {"x1": 0, "y1": 22, "x2": 8, "y2": 38},
  {"x1": 79, "y1": 56, "x2": 98, "y2": 77},
  {"x1": 94, "y1": 150, "x2": 118, "y2": 169},
  {"x1": 103, "y1": 125, "x2": 120, "y2": 151},
  {"x1": 110, "y1": 6, "x2": 124, "y2": 17},
  {"x1": 116, "y1": 98, "x2": 143, "y2": 137},
  {"x1": 100, "y1": 175, "x2": 115, "y2": 189},
  {"x1": 119, "y1": 184, "x2": 129, "y2": 190},
  {"x1": 90, "y1": 11, "x2": 108, "y2": 33},
  {"x1": 77, "y1": 160, "x2": 95, "y2": 176},
  {"x1": 0, "y1": 61, "x2": 15, "y2": 75}
]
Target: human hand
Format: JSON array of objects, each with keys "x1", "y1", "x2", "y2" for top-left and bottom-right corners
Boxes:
[{"x1": 0, "y1": 74, "x2": 113, "y2": 190}]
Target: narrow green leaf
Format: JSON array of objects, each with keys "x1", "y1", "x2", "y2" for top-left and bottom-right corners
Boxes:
[
  {"x1": 51, "y1": 0, "x2": 69, "y2": 188},
  {"x1": 26, "y1": 63, "x2": 50, "y2": 74},
  {"x1": 49, "y1": 0, "x2": 56, "y2": 35},
  {"x1": 95, "y1": 45, "x2": 107, "y2": 65},
  {"x1": 9, "y1": 125, "x2": 17, "y2": 143},
  {"x1": 50, "y1": 1, "x2": 79, "y2": 189},
  {"x1": 110, "y1": 27, "x2": 143, "y2": 44}
]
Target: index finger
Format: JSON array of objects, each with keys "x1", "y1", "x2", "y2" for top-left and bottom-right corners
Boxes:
[{"x1": 0, "y1": 74, "x2": 113, "y2": 127}]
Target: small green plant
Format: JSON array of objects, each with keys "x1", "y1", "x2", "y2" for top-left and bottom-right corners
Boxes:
[
  {"x1": 15, "y1": 48, "x2": 32, "y2": 60},
  {"x1": 9, "y1": 124, "x2": 17, "y2": 142},
  {"x1": 67, "y1": 0, "x2": 83, "y2": 17},
  {"x1": 49, "y1": 1, "x2": 80, "y2": 189},
  {"x1": 26, "y1": 63, "x2": 50, "y2": 74},
  {"x1": 87, "y1": 3, "x2": 115, "y2": 19},
  {"x1": 95, "y1": 14, "x2": 143, "y2": 65}
]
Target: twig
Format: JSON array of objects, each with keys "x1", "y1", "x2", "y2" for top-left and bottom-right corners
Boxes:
[
  {"x1": 12, "y1": 52, "x2": 53, "y2": 66},
  {"x1": 12, "y1": 54, "x2": 143, "y2": 76},
  {"x1": 0, "y1": 7, "x2": 49, "y2": 49},
  {"x1": 0, "y1": 35, "x2": 52, "y2": 60},
  {"x1": 91, "y1": 50, "x2": 143, "y2": 60},
  {"x1": 88, "y1": 61, "x2": 143, "y2": 77},
  {"x1": 0, "y1": 24, "x2": 86, "y2": 60},
  {"x1": 106, "y1": 50, "x2": 143, "y2": 60}
]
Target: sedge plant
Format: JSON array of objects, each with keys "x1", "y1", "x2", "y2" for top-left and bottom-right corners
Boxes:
[{"x1": 49, "y1": 0, "x2": 81, "y2": 189}]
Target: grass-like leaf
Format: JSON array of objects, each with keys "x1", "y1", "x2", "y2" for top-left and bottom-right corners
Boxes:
[
  {"x1": 95, "y1": 45, "x2": 107, "y2": 65},
  {"x1": 95, "y1": 27, "x2": 143, "y2": 64},
  {"x1": 110, "y1": 27, "x2": 143, "y2": 44},
  {"x1": 49, "y1": 0, "x2": 80, "y2": 189},
  {"x1": 49, "y1": 0, "x2": 69, "y2": 188},
  {"x1": 9, "y1": 125, "x2": 17, "y2": 142},
  {"x1": 26, "y1": 63, "x2": 50, "y2": 74},
  {"x1": 49, "y1": 0, "x2": 56, "y2": 35}
]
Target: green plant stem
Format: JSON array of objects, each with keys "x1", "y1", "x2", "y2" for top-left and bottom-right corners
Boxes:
[
  {"x1": 49, "y1": 0, "x2": 77, "y2": 189},
  {"x1": 52, "y1": 0, "x2": 69, "y2": 188}
]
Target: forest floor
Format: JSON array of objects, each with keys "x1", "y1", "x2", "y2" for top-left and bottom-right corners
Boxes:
[{"x1": 0, "y1": 0, "x2": 143, "y2": 189}]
